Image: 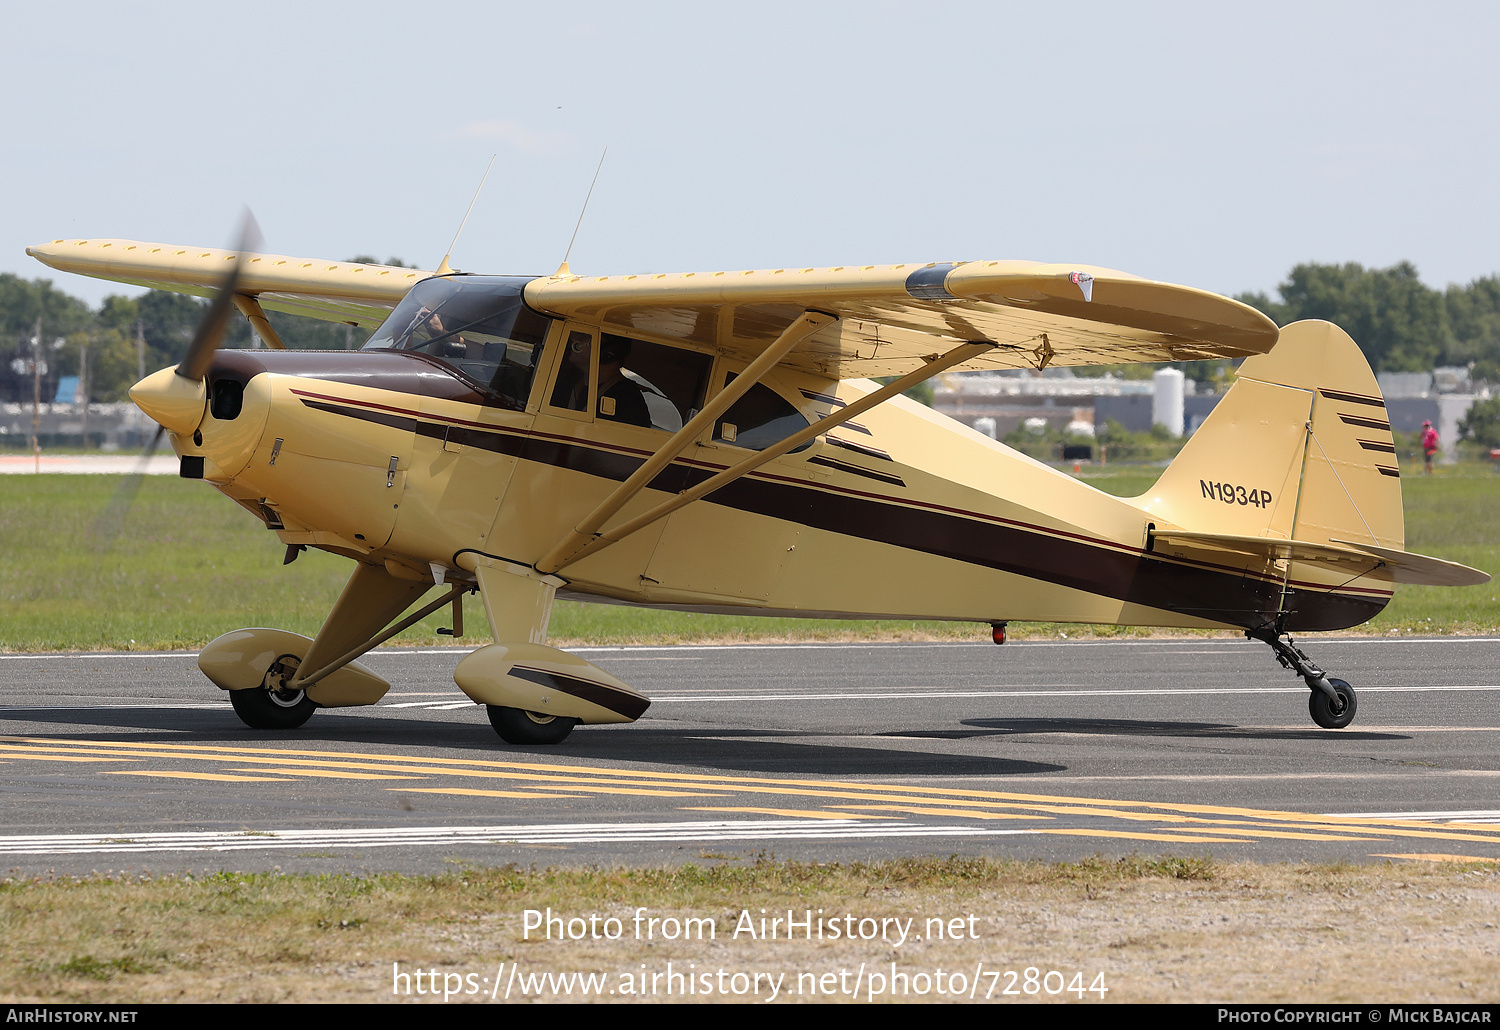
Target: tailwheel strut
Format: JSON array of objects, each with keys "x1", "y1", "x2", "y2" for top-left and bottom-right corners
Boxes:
[{"x1": 1246, "y1": 625, "x2": 1358, "y2": 729}]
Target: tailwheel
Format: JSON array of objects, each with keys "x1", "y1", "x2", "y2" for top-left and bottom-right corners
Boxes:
[
  {"x1": 1247, "y1": 625, "x2": 1360, "y2": 730},
  {"x1": 229, "y1": 653, "x2": 316, "y2": 730},
  {"x1": 1308, "y1": 677, "x2": 1357, "y2": 730},
  {"x1": 487, "y1": 705, "x2": 577, "y2": 745}
]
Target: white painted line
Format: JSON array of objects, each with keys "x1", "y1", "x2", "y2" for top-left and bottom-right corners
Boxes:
[
  {"x1": 649, "y1": 684, "x2": 1500, "y2": 703},
  {"x1": 0, "y1": 819, "x2": 1033, "y2": 855},
  {"x1": 0, "y1": 703, "x2": 226, "y2": 712},
  {"x1": 0, "y1": 653, "x2": 197, "y2": 660},
  {"x1": 1325, "y1": 809, "x2": 1500, "y2": 822},
  {"x1": 5, "y1": 686, "x2": 1499, "y2": 715},
  {"x1": 3, "y1": 636, "x2": 1496, "y2": 663}
]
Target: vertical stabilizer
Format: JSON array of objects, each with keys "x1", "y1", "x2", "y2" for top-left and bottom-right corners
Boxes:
[{"x1": 1139, "y1": 320, "x2": 1404, "y2": 552}]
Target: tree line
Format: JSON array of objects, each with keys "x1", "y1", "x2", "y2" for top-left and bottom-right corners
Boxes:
[
  {"x1": 1236, "y1": 261, "x2": 1500, "y2": 378},
  {"x1": 5, "y1": 258, "x2": 1500, "y2": 406}
]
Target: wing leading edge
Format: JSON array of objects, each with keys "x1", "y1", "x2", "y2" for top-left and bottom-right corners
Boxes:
[
  {"x1": 29, "y1": 240, "x2": 1277, "y2": 379},
  {"x1": 26, "y1": 239, "x2": 432, "y2": 328}
]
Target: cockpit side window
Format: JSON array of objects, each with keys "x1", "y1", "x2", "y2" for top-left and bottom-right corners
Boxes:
[
  {"x1": 364, "y1": 276, "x2": 551, "y2": 410},
  {"x1": 600, "y1": 333, "x2": 712, "y2": 432}
]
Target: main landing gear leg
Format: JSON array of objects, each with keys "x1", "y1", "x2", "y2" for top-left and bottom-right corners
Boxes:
[{"x1": 1246, "y1": 625, "x2": 1358, "y2": 729}]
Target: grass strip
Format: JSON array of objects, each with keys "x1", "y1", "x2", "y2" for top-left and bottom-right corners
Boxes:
[
  {"x1": 2, "y1": 466, "x2": 1495, "y2": 651},
  {"x1": 1, "y1": 854, "x2": 1495, "y2": 1003}
]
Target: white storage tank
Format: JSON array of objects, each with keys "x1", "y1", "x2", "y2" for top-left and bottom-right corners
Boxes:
[{"x1": 1152, "y1": 368, "x2": 1185, "y2": 437}]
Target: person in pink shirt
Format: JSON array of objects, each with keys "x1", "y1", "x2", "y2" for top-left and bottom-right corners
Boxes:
[{"x1": 1420, "y1": 420, "x2": 1439, "y2": 474}]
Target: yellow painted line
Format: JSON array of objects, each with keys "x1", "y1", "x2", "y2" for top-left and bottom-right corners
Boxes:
[
  {"x1": 682, "y1": 807, "x2": 896, "y2": 821},
  {"x1": 831, "y1": 805, "x2": 1034, "y2": 821},
  {"x1": 1372, "y1": 853, "x2": 1500, "y2": 864},
  {"x1": 1247, "y1": 824, "x2": 1500, "y2": 846},
  {"x1": 4, "y1": 755, "x2": 136, "y2": 763},
  {"x1": 0, "y1": 742, "x2": 728, "y2": 793},
  {"x1": 103, "y1": 770, "x2": 297, "y2": 783},
  {"x1": 0, "y1": 743, "x2": 690, "y2": 791},
  {"x1": 1170, "y1": 814, "x2": 1500, "y2": 843},
  {"x1": 0, "y1": 741, "x2": 1314, "y2": 818},
  {"x1": 1160, "y1": 826, "x2": 1383, "y2": 842},
  {"x1": 1038, "y1": 828, "x2": 1244, "y2": 844},
  {"x1": 14, "y1": 736, "x2": 1498, "y2": 838},
  {"x1": 225, "y1": 767, "x2": 427, "y2": 781},
  {"x1": 394, "y1": 787, "x2": 588, "y2": 800}
]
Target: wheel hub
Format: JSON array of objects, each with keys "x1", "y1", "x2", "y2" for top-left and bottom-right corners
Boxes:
[{"x1": 263, "y1": 655, "x2": 306, "y2": 708}]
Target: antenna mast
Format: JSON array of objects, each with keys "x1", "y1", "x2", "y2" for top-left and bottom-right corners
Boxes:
[
  {"x1": 436, "y1": 154, "x2": 496, "y2": 276},
  {"x1": 555, "y1": 148, "x2": 607, "y2": 277}
]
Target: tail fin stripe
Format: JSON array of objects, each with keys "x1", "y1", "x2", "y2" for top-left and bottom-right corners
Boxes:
[
  {"x1": 1319, "y1": 388, "x2": 1385, "y2": 408},
  {"x1": 1339, "y1": 414, "x2": 1391, "y2": 431},
  {"x1": 1358, "y1": 440, "x2": 1396, "y2": 453}
]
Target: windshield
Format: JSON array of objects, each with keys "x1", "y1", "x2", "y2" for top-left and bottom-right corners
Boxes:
[{"x1": 363, "y1": 275, "x2": 551, "y2": 409}]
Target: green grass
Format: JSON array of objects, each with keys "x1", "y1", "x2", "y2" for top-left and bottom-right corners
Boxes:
[{"x1": 1, "y1": 465, "x2": 1496, "y2": 651}]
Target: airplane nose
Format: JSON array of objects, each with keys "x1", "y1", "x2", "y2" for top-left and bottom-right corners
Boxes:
[{"x1": 128, "y1": 366, "x2": 207, "y2": 435}]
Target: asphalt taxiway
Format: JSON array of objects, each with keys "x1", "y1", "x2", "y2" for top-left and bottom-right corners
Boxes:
[{"x1": 1, "y1": 637, "x2": 1497, "y2": 874}]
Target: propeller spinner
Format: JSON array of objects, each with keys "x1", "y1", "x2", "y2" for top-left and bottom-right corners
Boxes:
[{"x1": 128, "y1": 213, "x2": 262, "y2": 434}]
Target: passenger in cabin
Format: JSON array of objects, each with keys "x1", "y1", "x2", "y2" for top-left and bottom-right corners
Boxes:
[
  {"x1": 557, "y1": 333, "x2": 652, "y2": 427},
  {"x1": 595, "y1": 336, "x2": 652, "y2": 427}
]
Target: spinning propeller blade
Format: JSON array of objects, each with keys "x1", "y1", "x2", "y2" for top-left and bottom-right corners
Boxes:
[
  {"x1": 177, "y1": 211, "x2": 262, "y2": 383},
  {"x1": 96, "y1": 212, "x2": 264, "y2": 547},
  {"x1": 90, "y1": 424, "x2": 166, "y2": 548}
]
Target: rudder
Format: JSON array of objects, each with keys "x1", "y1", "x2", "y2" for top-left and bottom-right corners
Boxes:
[{"x1": 1141, "y1": 320, "x2": 1404, "y2": 552}]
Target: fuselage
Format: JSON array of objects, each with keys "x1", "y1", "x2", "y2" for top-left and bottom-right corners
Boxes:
[{"x1": 151, "y1": 274, "x2": 1387, "y2": 634}]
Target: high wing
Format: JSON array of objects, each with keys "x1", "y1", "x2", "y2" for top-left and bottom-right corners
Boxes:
[
  {"x1": 26, "y1": 239, "x2": 432, "y2": 328},
  {"x1": 29, "y1": 239, "x2": 1278, "y2": 378},
  {"x1": 524, "y1": 259, "x2": 1279, "y2": 378}
]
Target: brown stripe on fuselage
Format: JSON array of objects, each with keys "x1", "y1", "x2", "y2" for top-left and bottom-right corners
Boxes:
[
  {"x1": 211, "y1": 349, "x2": 496, "y2": 407},
  {"x1": 1358, "y1": 439, "x2": 1397, "y2": 453},
  {"x1": 1339, "y1": 413, "x2": 1392, "y2": 431},
  {"x1": 296, "y1": 391, "x2": 1386, "y2": 632}
]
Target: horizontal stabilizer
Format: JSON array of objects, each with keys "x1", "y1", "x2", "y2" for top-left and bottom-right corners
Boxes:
[
  {"x1": 1151, "y1": 530, "x2": 1489, "y2": 587},
  {"x1": 1329, "y1": 540, "x2": 1491, "y2": 587}
]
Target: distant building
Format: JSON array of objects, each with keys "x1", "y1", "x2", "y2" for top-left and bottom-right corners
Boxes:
[{"x1": 937, "y1": 363, "x2": 1492, "y2": 463}]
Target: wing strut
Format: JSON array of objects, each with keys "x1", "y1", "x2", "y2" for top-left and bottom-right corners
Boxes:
[
  {"x1": 535, "y1": 310, "x2": 836, "y2": 575},
  {"x1": 231, "y1": 294, "x2": 287, "y2": 350},
  {"x1": 541, "y1": 339, "x2": 995, "y2": 575}
]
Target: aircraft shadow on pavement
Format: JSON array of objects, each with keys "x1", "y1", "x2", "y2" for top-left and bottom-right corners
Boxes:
[
  {"x1": 0, "y1": 710, "x2": 1064, "y2": 776},
  {"x1": 960, "y1": 717, "x2": 1409, "y2": 741}
]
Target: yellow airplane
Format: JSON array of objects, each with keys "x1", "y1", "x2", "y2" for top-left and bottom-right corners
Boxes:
[{"x1": 27, "y1": 235, "x2": 1489, "y2": 741}]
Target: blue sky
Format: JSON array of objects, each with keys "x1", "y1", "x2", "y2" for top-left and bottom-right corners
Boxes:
[{"x1": 5, "y1": 1, "x2": 1497, "y2": 306}]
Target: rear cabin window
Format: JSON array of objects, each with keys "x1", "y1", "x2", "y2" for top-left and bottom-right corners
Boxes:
[{"x1": 713, "y1": 374, "x2": 812, "y2": 452}]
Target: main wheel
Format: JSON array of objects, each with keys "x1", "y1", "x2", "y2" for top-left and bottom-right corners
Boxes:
[
  {"x1": 487, "y1": 705, "x2": 577, "y2": 745},
  {"x1": 229, "y1": 654, "x2": 316, "y2": 730},
  {"x1": 1308, "y1": 677, "x2": 1357, "y2": 729}
]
